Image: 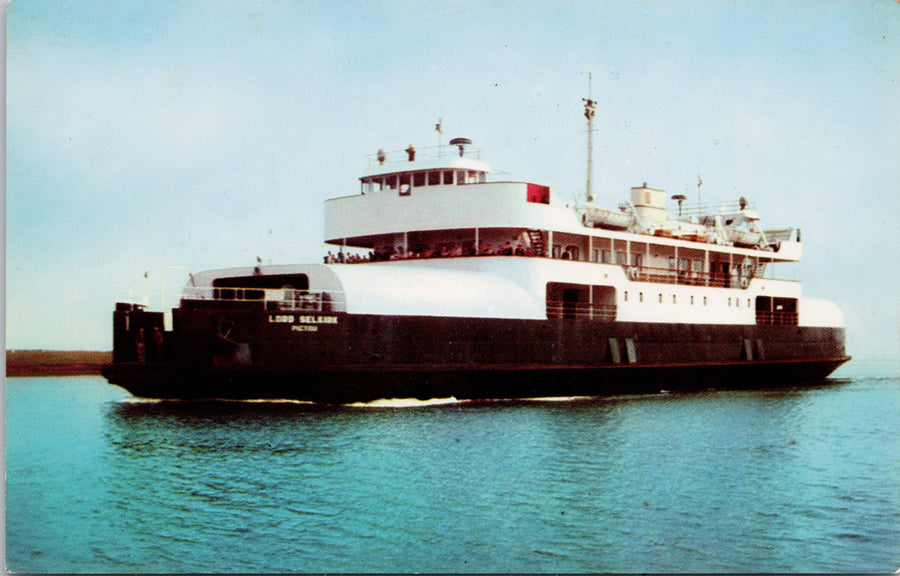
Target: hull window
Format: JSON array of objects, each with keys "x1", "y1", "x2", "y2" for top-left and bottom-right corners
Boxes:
[
  {"x1": 756, "y1": 296, "x2": 798, "y2": 325},
  {"x1": 546, "y1": 283, "x2": 616, "y2": 320}
]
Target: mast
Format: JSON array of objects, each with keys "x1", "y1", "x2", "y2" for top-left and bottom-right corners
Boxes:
[
  {"x1": 583, "y1": 73, "x2": 597, "y2": 204},
  {"x1": 697, "y1": 174, "x2": 703, "y2": 206}
]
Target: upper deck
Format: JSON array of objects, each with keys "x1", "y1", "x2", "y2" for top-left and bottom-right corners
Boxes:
[{"x1": 324, "y1": 139, "x2": 802, "y2": 269}]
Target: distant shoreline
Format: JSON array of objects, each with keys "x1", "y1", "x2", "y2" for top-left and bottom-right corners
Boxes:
[{"x1": 6, "y1": 350, "x2": 112, "y2": 377}]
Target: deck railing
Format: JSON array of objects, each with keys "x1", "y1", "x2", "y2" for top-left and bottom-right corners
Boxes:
[
  {"x1": 546, "y1": 301, "x2": 617, "y2": 321},
  {"x1": 626, "y1": 265, "x2": 752, "y2": 289},
  {"x1": 755, "y1": 310, "x2": 799, "y2": 325},
  {"x1": 366, "y1": 143, "x2": 483, "y2": 166},
  {"x1": 676, "y1": 199, "x2": 757, "y2": 218}
]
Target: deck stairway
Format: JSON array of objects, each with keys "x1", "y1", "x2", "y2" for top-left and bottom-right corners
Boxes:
[{"x1": 526, "y1": 230, "x2": 546, "y2": 256}]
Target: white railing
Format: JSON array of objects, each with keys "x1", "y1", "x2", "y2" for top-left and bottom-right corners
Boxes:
[
  {"x1": 546, "y1": 301, "x2": 617, "y2": 321},
  {"x1": 181, "y1": 286, "x2": 346, "y2": 313},
  {"x1": 366, "y1": 143, "x2": 483, "y2": 166},
  {"x1": 763, "y1": 228, "x2": 796, "y2": 243},
  {"x1": 676, "y1": 199, "x2": 757, "y2": 218}
]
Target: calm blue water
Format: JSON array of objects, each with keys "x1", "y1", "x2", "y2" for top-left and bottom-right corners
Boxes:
[{"x1": 6, "y1": 361, "x2": 900, "y2": 573}]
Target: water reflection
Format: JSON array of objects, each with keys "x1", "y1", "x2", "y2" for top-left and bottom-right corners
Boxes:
[{"x1": 91, "y1": 377, "x2": 895, "y2": 573}]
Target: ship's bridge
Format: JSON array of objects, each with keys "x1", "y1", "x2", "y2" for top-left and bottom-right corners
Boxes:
[{"x1": 360, "y1": 138, "x2": 492, "y2": 193}]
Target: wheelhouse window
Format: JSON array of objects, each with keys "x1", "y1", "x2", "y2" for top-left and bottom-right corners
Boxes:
[
  {"x1": 399, "y1": 173, "x2": 411, "y2": 196},
  {"x1": 526, "y1": 183, "x2": 550, "y2": 204},
  {"x1": 413, "y1": 171, "x2": 426, "y2": 187}
]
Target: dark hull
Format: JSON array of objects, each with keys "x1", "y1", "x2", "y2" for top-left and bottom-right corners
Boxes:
[{"x1": 103, "y1": 304, "x2": 850, "y2": 404}]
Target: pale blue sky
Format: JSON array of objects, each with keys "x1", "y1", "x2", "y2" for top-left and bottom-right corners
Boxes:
[{"x1": 6, "y1": 0, "x2": 900, "y2": 358}]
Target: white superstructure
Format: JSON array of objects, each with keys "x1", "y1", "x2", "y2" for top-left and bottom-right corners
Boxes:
[{"x1": 183, "y1": 137, "x2": 841, "y2": 331}]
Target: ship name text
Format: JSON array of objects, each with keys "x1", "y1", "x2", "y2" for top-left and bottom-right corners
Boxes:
[{"x1": 268, "y1": 314, "x2": 339, "y2": 325}]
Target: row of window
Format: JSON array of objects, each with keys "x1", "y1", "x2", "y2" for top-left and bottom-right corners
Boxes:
[
  {"x1": 361, "y1": 170, "x2": 487, "y2": 195},
  {"x1": 587, "y1": 249, "x2": 758, "y2": 275},
  {"x1": 623, "y1": 291, "x2": 754, "y2": 308}
]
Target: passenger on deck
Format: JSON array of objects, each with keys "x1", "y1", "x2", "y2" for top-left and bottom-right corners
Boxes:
[
  {"x1": 498, "y1": 241, "x2": 513, "y2": 255},
  {"x1": 135, "y1": 329, "x2": 147, "y2": 363},
  {"x1": 480, "y1": 243, "x2": 494, "y2": 255},
  {"x1": 150, "y1": 327, "x2": 165, "y2": 361},
  {"x1": 514, "y1": 243, "x2": 526, "y2": 256}
]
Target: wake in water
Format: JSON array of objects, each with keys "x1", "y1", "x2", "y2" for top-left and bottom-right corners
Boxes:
[
  {"x1": 118, "y1": 396, "x2": 317, "y2": 405},
  {"x1": 118, "y1": 395, "x2": 463, "y2": 410},
  {"x1": 345, "y1": 396, "x2": 460, "y2": 408},
  {"x1": 117, "y1": 394, "x2": 648, "y2": 409}
]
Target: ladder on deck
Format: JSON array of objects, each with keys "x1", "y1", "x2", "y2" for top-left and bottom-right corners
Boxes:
[{"x1": 526, "y1": 230, "x2": 546, "y2": 256}]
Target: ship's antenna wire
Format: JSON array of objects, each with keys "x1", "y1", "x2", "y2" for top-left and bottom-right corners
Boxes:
[{"x1": 583, "y1": 73, "x2": 597, "y2": 205}]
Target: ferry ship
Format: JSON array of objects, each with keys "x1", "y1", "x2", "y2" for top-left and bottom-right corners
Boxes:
[{"x1": 102, "y1": 101, "x2": 850, "y2": 403}]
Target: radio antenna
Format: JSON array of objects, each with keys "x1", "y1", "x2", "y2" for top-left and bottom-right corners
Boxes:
[
  {"x1": 583, "y1": 73, "x2": 597, "y2": 204},
  {"x1": 697, "y1": 174, "x2": 703, "y2": 206}
]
